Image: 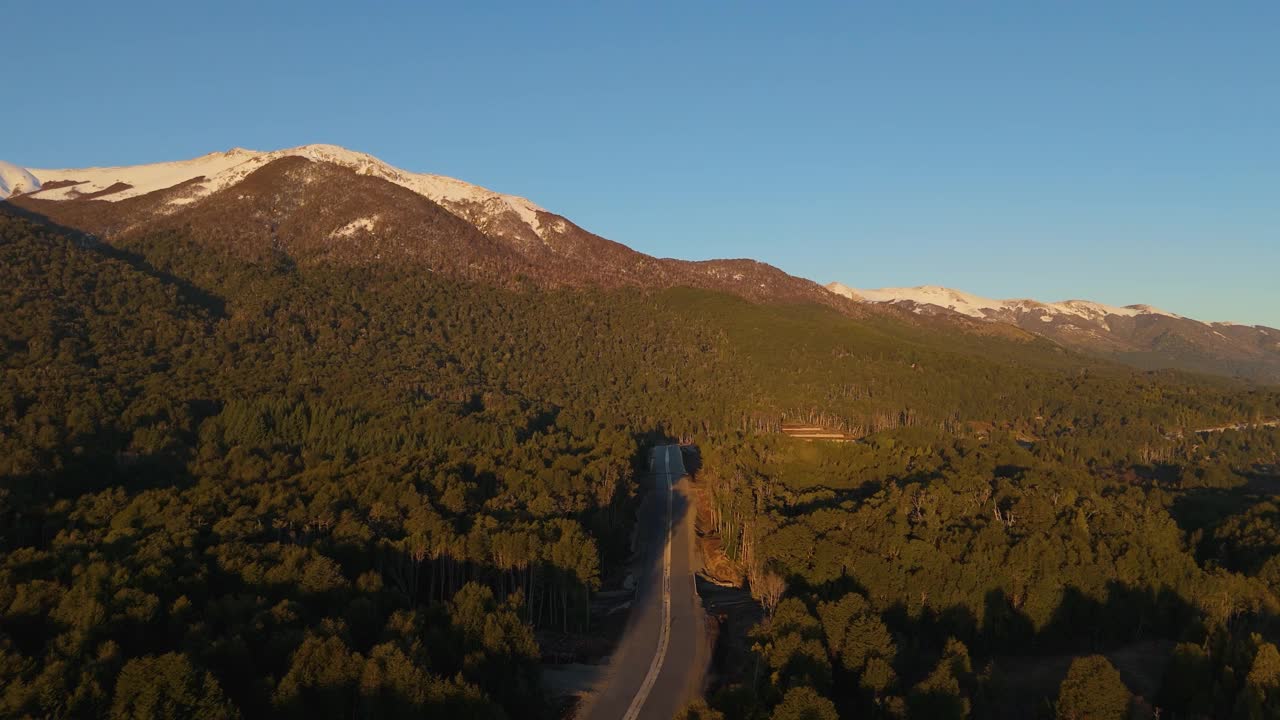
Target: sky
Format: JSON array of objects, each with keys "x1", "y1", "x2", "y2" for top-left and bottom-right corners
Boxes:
[{"x1": 6, "y1": 1, "x2": 1279, "y2": 325}]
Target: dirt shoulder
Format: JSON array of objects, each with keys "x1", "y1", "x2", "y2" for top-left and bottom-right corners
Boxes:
[{"x1": 688, "y1": 461, "x2": 764, "y2": 694}]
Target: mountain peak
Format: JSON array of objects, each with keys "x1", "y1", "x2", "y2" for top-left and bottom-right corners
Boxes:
[
  {"x1": 0, "y1": 160, "x2": 41, "y2": 199},
  {"x1": 20, "y1": 144, "x2": 554, "y2": 241},
  {"x1": 7, "y1": 145, "x2": 850, "y2": 314}
]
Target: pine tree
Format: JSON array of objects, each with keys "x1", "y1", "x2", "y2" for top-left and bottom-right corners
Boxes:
[{"x1": 1056, "y1": 655, "x2": 1131, "y2": 720}]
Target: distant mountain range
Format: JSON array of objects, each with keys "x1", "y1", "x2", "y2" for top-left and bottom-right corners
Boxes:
[
  {"x1": 828, "y1": 283, "x2": 1280, "y2": 383},
  {"x1": 3, "y1": 145, "x2": 1278, "y2": 383}
]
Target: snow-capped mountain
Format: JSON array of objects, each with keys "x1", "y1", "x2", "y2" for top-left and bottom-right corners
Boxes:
[
  {"x1": 20, "y1": 144, "x2": 552, "y2": 246},
  {"x1": 826, "y1": 283, "x2": 1180, "y2": 324},
  {"x1": 2, "y1": 145, "x2": 848, "y2": 311},
  {"x1": 5, "y1": 143, "x2": 1276, "y2": 382},
  {"x1": 828, "y1": 282, "x2": 1280, "y2": 383}
]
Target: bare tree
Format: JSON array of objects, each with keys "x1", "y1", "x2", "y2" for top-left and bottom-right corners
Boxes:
[{"x1": 755, "y1": 570, "x2": 787, "y2": 616}]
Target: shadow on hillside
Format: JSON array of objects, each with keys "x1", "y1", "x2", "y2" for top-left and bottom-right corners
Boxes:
[
  {"x1": 1170, "y1": 485, "x2": 1269, "y2": 539},
  {"x1": 860, "y1": 583, "x2": 1206, "y2": 664},
  {"x1": 1, "y1": 202, "x2": 228, "y2": 318},
  {"x1": 830, "y1": 580, "x2": 1226, "y2": 717},
  {"x1": 758, "y1": 559, "x2": 1271, "y2": 718}
]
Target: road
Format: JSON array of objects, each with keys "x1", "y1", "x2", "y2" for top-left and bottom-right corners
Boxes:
[{"x1": 578, "y1": 444, "x2": 709, "y2": 720}]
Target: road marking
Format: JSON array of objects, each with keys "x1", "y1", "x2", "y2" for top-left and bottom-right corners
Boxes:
[{"x1": 622, "y1": 446, "x2": 674, "y2": 720}]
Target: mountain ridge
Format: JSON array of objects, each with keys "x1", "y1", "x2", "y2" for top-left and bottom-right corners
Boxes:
[
  {"x1": 828, "y1": 281, "x2": 1280, "y2": 383},
  {"x1": 3, "y1": 147, "x2": 857, "y2": 314},
  {"x1": 4, "y1": 145, "x2": 1277, "y2": 383},
  {"x1": 829, "y1": 282, "x2": 1198, "y2": 324}
]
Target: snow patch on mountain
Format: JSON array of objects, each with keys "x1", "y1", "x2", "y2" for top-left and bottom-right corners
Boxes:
[
  {"x1": 28, "y1": 149, "x2": 258, "y2": 201},
  {"x1": 24, "y1": 144, "x2": 551, "y2": 239},
  {"x1": 0, "y1": 160, "x2": 41, "y2": 199},
  {"x1": 331, "y1": 215, "x2": 380, "y2": 238}
]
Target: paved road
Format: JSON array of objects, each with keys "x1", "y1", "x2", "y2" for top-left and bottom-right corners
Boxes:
[{"x1": 579, "y1": 445, "x2": 708, "y2": 720}]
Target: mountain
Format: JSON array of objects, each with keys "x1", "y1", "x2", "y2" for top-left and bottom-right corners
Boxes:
[
  {"x1": 828, "y1": 282, "x2": 1280, "y2": 383},
  {"x1": 5, "y1": 145, "x2": 1277, "y2": 384},
  {"x1": 826, "y1": 283, "x2": 1181, "y2": 323},
  {"x1": 4, "y1": 145, "x2": 852, "y2": 311}
]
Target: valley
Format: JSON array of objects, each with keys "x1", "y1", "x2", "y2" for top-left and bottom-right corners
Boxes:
[
  {"x1": 1, "y1": 147, "x2": 1279, "y2": 720},
  {"x1": 7, "y1": 4, "x2": 1279, "y2": 718}
]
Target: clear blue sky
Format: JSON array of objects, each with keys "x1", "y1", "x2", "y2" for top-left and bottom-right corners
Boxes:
[{"x1": 6, "y1": 1, "x2": 1278, "y2": 325}]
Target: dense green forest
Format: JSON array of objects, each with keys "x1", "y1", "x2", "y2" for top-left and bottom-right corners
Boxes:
[
  {"x1": 690, "y1": 427, "x2": 1280, "y2": 719},
  {"x1": 3, "y1": 206, "x2": 1280, "y2": 718}
]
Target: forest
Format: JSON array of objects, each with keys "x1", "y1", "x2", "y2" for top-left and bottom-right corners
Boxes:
[
  {"x1": 3, "y1": 205, "x2": 1280, "y2": 718},
  {"x1": 687, "y1": 424, "x2": 1280, "y2": 719}
]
